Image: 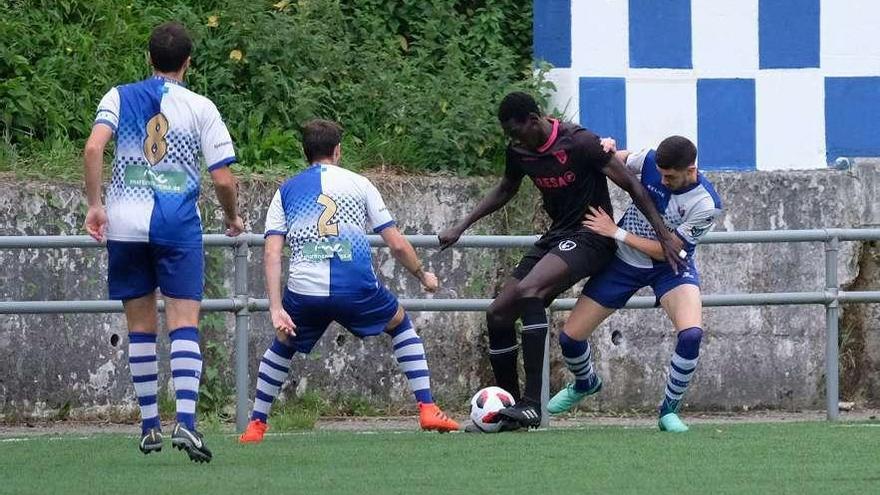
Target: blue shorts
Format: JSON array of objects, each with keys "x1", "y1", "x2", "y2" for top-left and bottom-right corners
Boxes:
[
  {"x1": 107, "y1": 241, "x2": 204, "y2": 301},
  {"x1": 282, "y1": 285, "x2": 400, "y2": 354},
  {"x1": 582, "y1": 256, "x2": 700, "y2": 309}
]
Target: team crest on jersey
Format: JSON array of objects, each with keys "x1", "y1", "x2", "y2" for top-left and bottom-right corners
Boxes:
[
  {"x1": 553, "y1": 150, "x2": 568, "y2": 165},
  {"x1": 689, "y1": 217, "x2": 714, "y2": 239},
  {"x1": 690, "y1": 225, "x2": 710, "y2": 238},
  {"x1": 558, "y1": 240, "x2": 577, "y2": 251}
]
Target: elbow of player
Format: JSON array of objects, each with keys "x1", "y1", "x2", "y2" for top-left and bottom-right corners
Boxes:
[
  {"x1": 83, "y1": 144, "x2": 103, "y2": 159},
  {"x1": 387, "y1": 241, "x2": 413, "y2": 259},
  {"x1": 263, "y1": 250, "x2": 282, "y2": 264},
  {"x1": 388, "y1": 243, "x2": 407, "y2": 257},
  {"x1": 214, "y1": 176, "x2": 235, "y2": 191}
]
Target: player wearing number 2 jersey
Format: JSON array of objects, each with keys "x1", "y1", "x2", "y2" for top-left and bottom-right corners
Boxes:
[
  {"x1": 238, "y1": 120, "x2": 459, "y2": 443},
  {"x1": 83, "y1": 22, "x2": 243, "y2": 463}
]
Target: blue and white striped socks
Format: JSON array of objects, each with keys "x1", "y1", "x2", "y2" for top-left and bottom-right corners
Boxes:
[
  {"x1": 389, "y1": 314, "x2": 433, "y2": 404},
  {"x1": 559, "y1": 331, "x2": 599, "y2": 392},
  {"x1": 251, "y1": 338, "x2": 295, "y2": 423},
  {"x1": 660, "y1": 327, "x2": 703, "y2": 416},
  {"x1": 128, "y1": 332, "x2": 160, "y2": 434},
  {"x1": 169, "y1": 327, "x2": 202, "y2": 431}
]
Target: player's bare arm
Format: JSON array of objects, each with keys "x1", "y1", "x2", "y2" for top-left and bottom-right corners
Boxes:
[
  {"x1": 83, "y1": 124, "x2": 113, "y2": 242},
  {"x1": 438, "y1": 174, "x2": 522, "y2": 250},
  {"x1": 600, "y1": 155, "x2": 685, "y2": 270},
  {"x1": 381, "y1": 226, "x2": 438, "y2": 292},
  {"x1": 210, "y1": 166, "x2": 244, "y2": 237},
  {"x1": 264, "y1": 234, "x2": 295, "y2": 336},
  {"x1": 583, "y1": 206, "x2": 665, "y2": 261}
]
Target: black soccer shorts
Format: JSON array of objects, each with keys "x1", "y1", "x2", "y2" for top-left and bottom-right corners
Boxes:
[{"x1": 511, "y1": 230, "x2": 616, "y2": 288}]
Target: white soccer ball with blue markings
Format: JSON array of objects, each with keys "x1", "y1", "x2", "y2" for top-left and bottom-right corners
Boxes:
[{"x1": 469, "y1": 386, "x2": 515, "y2": 433}]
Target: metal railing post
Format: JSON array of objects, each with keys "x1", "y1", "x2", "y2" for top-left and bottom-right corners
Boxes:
[
  {"x1": 233, "y1": 239, "x2": 250, "y2": 432},
  {"x1": 824, "y1": 235, "x2": 840, "y2": 421},
  {"x1": 541, "y1": 327, "x2": 550, "y2": 428}
]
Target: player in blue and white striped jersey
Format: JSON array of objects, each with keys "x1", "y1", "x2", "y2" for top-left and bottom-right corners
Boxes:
[
  {"x1": 83, "y1": 22, "x2": 243, "y2": 462},
  {"x1": 239, "y1": 120, "x2": 459, "y2": 443},
  {"x1": 547, "y1": 136, "x2": 723, "y2": 433}
]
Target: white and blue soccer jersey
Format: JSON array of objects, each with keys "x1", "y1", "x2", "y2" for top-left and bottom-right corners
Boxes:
[
  {"x1": 264, "y1": 164, "x2": 396, "y2": 296},
  {"x1": 616, "y1": 149, "x2": 723, "y2": 269},
  {"x1": 94, "y1": 76, "x2": 236, "y2": 248}
]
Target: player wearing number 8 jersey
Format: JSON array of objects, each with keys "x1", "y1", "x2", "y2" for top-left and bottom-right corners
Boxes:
[
  {"x1": 83, "y1": 22, "x2": 243, "y2": 462},
  {"x1": 238, "y1": 120, "x2": 458, "y2": 443}
]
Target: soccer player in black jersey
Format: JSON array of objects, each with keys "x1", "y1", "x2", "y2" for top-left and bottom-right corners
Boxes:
[{"x1": 439, "y1": 92, "x2": 684, "y2": 429}]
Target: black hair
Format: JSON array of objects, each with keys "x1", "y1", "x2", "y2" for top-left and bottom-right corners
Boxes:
[
  {"x1": 655, "y1": 136, "x2": 697, "y2": 170},
  {"x1": 149, "y1": 22, "x2": 193, "y2": 73},
  {"x1": 497, "y1": 91, "x2": 541, "y2": 123},
  {"x1": 301, "y1": 119, "x2": 343, "y2": 163}
]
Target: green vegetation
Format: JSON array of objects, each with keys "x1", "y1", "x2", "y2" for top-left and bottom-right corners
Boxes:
[
  {"x1": 1, "y1": 422, "x2": 877, "y2": 494},
  {"x1": 1, "y1": 0, "x2": 551, "y2": 180},
  {"x1": 268, "y1": 391, "x2": 384, "y2": 430}
]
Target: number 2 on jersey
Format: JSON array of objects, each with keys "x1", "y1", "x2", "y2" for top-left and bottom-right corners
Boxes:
[{"x1": 316, "y1": 193, "x2": 339, "y2": 236}]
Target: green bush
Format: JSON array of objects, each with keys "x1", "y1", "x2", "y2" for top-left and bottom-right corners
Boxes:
[{"x1": 0, "y1": 0, "x2": 551, "y2": 177}]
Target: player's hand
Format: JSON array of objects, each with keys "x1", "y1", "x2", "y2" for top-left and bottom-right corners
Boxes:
[
  {"x1": 582, "y1": 206, "x2": 617, "y2": 238},
  {"x1": 438, "y1": 226, "x2": 464, "y2": 251},
  {"x1": 224, "y1": 214, "x2": 245, "y2": 237},
  {"x1": 271, "y1": 307, "x2": 296, "y2": 337},
  {"x1": 419, "y1": 271, "x2": 439, "y2": 293},
  {"x1": 658, "y1": 231, "x2": 687, "y2": 273},
  {"x1": 600, "y1": 137, "x2": 618, "y2": 153},
  {"x1": 84, "y1": 205, "x2": 107, "y2": 242}
]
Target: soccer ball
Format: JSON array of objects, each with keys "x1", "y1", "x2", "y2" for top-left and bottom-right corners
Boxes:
[{"x1": 469, "y1": 386, "x2": 515, "y2": 433}]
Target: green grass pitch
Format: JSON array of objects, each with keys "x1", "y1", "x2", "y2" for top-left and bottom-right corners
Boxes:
[{"x1": 1, "y1": 422, "x2": 878, "y2": 494}]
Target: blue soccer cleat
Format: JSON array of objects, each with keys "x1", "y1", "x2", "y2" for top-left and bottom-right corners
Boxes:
[
  {"x1": 547, "y1": 377, "x2": 603, "y2": 414},
  {"x1": 658, "y1": 412, "x2": 689, "y2": 433}
]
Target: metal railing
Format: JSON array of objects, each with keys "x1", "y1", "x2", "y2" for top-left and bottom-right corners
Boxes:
[{"x1": 2, "y1": 229, "x2": 880, "y2": 431}]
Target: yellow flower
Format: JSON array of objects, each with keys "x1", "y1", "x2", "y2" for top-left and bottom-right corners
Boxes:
[
  {"x1": 273, "y1": 0, "x2": 290, "y2": 10},
  {"x1": 229, "y1": 49, "x2": 243, "y2": 62},
  {"x1": 207, "y1": 15, "x2": 219, "y2": 28}
]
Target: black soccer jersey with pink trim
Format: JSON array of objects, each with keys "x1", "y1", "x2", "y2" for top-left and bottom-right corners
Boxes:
[{"x1": 504, "y1": 119, "x2": 614, "y2": 239}]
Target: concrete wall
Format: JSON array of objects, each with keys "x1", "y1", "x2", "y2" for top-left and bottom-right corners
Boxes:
[
  {"x1": 534, "y1": 0, "x2": 880, "y2": 171},
  {"x1": 1, "y1": 163, "x2": 879, "y2": 417}
]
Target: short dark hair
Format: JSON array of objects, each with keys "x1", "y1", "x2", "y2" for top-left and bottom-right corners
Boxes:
[
  {"x1": 301, "y1": 119, "x2": 343, "y2": 163},
  {"x1": 498, "y1": 91, "x2": 541, "y2": 123},
  {"x1": 655, "y1": 136, "x2": 697, "y2": 170},
  {"x1": 149, "y1": 22, "x2": 193, "y2": 73}
]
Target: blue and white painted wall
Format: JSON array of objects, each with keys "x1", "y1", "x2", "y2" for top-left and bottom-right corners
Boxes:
[{"x1": 534, "y1": 0, "x2": 880, "y2": 170}]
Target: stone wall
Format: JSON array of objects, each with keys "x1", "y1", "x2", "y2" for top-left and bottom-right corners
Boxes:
[{"x1": 1, "y1": 162, "x2": 879, "y2": 417}]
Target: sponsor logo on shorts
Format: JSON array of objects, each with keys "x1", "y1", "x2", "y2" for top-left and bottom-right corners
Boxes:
[{"x1": 558, "y1": 240, "x2": 577, "y2": 251}]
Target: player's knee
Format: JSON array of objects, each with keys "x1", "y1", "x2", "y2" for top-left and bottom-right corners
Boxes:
[
  {"x1": 513, "y1": 280, "x2": 551, "y2": 301},
  {"x1": 384, "y1": 305, "x2": 407, "y2": 333},
  {"x1": 486, "y1": 301, "x2": 514, "y2": 327},
  {"x1": 385, "y1": 309, "x2": 410, "y2": 335},
  {"x1": 677, "y1": 326, "x2": 703, "y2": 345},
  {"x1": 561, "y1": 324, "x2": 590, "y2": 341},
  {"x1": 275, "y1": 329, "x2": 291, "y2": 345}
]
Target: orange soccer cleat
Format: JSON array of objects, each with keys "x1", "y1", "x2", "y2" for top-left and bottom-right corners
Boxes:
[
  {"x1": 238, "y1": 419, "x2": 269, "y2": 444},
  {"x1": 418, "y1": 402, "x2": 460, "y2": 433}
]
